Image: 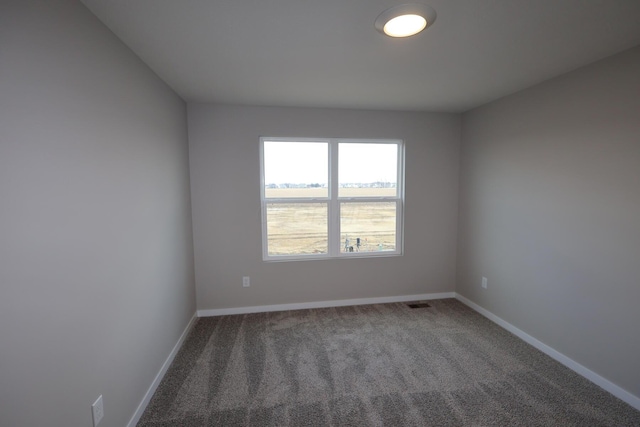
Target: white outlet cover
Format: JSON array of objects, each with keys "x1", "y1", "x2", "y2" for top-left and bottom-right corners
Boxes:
[
  {"x1": 242, "y1": 276, "x2": 250, "y2": 287},
  {"x1": 482, "y1": 277, "x2": 488, "y2": 288},
  {"x1": 92, "y1": 395, "x2": 104, "y2": 426}
]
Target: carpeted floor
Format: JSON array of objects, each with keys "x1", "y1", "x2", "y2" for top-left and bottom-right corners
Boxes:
[{"x1": 137, "y1": 299, "x2": 640, "y2": 426}]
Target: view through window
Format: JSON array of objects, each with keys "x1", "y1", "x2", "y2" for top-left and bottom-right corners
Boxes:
[{"x1": 261, "y1": 138, "x2": 403, "y2": 260}]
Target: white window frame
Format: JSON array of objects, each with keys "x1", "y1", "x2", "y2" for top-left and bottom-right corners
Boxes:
[{"x1": 260, "y1": 137, "x2": 404, "y2": 261}]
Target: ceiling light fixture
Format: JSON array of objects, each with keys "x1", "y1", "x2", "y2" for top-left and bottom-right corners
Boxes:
[{"x1": 375, "y1": 4, "x2": 437, "y2": 38}]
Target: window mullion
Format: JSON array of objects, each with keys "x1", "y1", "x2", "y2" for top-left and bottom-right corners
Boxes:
[
  {"x1": 328, "y1": 140, "x2": 340, "y2": 257},
  {"x1": 395, "y1": 199, "x2": 403, "y2": 255}
]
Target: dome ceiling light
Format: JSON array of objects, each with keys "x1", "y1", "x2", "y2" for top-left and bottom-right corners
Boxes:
[{"x1": 375, "y1": 4, "x2": 437, "y2": 38}]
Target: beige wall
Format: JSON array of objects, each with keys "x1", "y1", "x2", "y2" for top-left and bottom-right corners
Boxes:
[
  {"x1": 188, "y1": 105, "x2": 460, "y2": 310},
  {"x1": 0, "y1": 1, "x2": 196, "y2": 426},
  {"x1": 457, "y1": 46, "x2": 640, "y2": 398}
]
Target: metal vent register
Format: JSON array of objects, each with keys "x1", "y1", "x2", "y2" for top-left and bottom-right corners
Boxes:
[{"x1": 406, "y1": 302, "x2": 431, "y2": 309}]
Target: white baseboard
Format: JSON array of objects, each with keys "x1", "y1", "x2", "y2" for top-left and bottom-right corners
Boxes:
[
  {"x1": 455, "y1": 293, "x2": 640, "y2": 411},
  {"x1": 197, "y1": 292, "x2": 455, "y2": 317},
  {"x1": 126, "y1": 312, "x2": 198, "y2": 427}
]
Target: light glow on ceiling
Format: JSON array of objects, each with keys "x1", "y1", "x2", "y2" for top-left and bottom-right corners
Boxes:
[{"x1": 383, "y1": 14, "x2": 427, "y2": 38}]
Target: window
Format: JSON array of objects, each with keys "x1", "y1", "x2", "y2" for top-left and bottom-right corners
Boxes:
[{"x1": 260, "y1": 137, "x2": 404, "y2": 261}]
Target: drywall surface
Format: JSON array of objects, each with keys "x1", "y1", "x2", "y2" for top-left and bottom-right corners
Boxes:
[
  {"x1": 457, "y1": 46, "x2": 640, "y2": 398},
  {"x1": 0, "y1": 2, "x2": 196, "y2": 426},
  {"x1": 188, "y1": 105, "x2": 460, "y2": 310}
]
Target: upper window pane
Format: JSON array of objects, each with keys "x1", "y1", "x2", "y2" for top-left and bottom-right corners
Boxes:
[
  {"x1": 264, "y1": 141, "x2": 328, "y2": 198},
  {"x1": 338, "y1": 143, "x2": 398, "y2": 198}
]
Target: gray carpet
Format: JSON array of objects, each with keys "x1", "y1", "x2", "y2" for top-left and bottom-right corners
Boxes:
[{"x1": 137, "y1": 299, "x2": 640, "y2": 426}]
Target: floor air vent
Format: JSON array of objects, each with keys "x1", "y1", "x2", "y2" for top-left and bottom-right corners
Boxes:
[{"x1": 407, "y1": 302, "x2": 431, "y2": 309}]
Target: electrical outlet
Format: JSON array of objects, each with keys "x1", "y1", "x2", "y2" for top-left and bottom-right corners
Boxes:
[
  {"x1": 92, "y1": 395, "x2": 104, "y2": 426},
  {"x1": 482, "y1": 277, "x2": 488, "y2": 289},
  {"x1": 242, "y1": 276, "x2": 250, "y2": 287}
]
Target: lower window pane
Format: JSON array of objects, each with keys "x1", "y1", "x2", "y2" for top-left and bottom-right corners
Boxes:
[
  {"x1": 266, "y1": 203, "x2": 328, "y2": 256},
  {"x1": 340, "y1": 202, "x2": 397, "y2": 253}
]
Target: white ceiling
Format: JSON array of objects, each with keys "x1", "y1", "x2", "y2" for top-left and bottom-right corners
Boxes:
[{"x1": 81, "y1": 0, "x2": 640, "y2": 112}]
